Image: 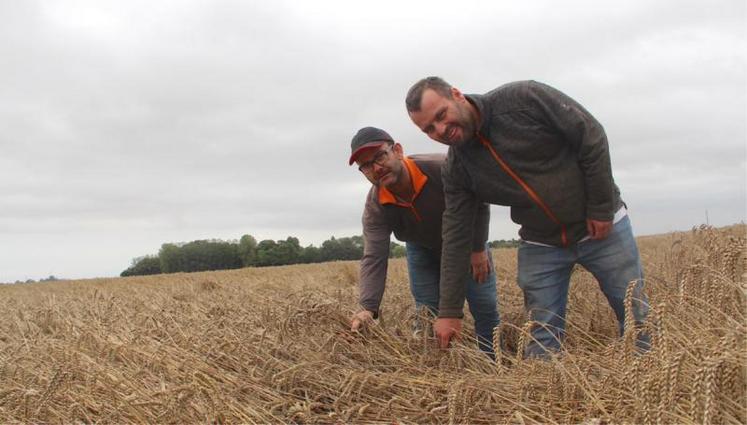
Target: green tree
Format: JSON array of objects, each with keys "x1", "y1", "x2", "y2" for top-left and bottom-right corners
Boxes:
[
  {"x1": 320, "y1": 237, "x2": 342, "y2": 261},
  {"x1": 255, "y1": 239, "x2": 280, "y2": 266},
  {"x1": 320, "y1": 235, "x2": 364, "y2": 261},
  {"x1": 488, "y1": 239, "x2": 520, "y2": 249},
  {"x1": 336, "y1": 236, "x2": 364, "y2": 260},
  {"x1": 158, "y1": 240, "x2": 241, "y2": 273},
  {"x1": 238, "y1": 234, "x2": 258, "y2": 267},
  {"x1": 299, "y1": 245, "x2": 321, "y2": 263},
  {"x1": 159, "y1": 243, "x2": 183, "y2": 273},
  {"x1": 121, "y1": 256, "x2": 162, "y2": 277},
  {"x1": 179, "y1": 240, "x2": 242, "y2": 272},
  {"x1": 275, "y1": 237, "x2": 302, "y2": 265},
  {"x1": 389, "y1": 242, "x2": 406, "y2": 258}
]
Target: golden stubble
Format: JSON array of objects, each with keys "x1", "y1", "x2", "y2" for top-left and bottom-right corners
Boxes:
[{"x1": 0, "y1": 225, "x2": 744, "y2": 424}]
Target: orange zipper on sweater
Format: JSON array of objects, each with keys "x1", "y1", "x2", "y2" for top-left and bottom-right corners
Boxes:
[
  {"x1": 408, "y1": 204, "x2": 422, "y2": 222},
  {"x1": 477, "y1": 133, "x2": 568, "y2": 247}
]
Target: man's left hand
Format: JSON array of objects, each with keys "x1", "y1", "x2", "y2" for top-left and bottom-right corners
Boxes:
[
  {"x1": 586, "y1": 219, "x2": 613, "y2": 240},
  {"x1": 470, "y1": 249, "x2": 491, "y2": 283}
]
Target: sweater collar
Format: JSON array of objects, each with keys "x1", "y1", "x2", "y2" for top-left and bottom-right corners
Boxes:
[
  {"x1": 378, "y1": 156, "x2": 428, "y2": 206},
  {"x1": 465, "y1": 93, "x2": 493, "y2": 140}
]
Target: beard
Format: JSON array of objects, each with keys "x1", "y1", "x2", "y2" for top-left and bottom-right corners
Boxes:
[
  {"x1": 368, "y1": 167, "x2": 397, "y2": 187},
  {"x1": 442, "y1": 104, "x2": 477, "y2": 147}
]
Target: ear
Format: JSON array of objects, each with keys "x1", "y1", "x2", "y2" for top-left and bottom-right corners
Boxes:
[
  {"x1": 451, "y1": 86, "x2": 466, "y2": 101},
  {"x1": 393, "y1": 142, "x2": 404, "y2": 158}
]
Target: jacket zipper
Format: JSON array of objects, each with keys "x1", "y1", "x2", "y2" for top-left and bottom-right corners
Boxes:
[
  {"x1": 409, "y1": 205, "x2": 422, "y2": 222},
  {"x1": 390, "y1": 196, "x2": 422, "y2": 223},
  {"x1": 477, "y1": 133, "x2": 568, "y2": 247}
]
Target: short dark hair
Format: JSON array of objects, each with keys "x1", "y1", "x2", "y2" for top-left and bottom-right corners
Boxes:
[{"x1": 405, "y1": 76, "x2": 453, "y2": 112}]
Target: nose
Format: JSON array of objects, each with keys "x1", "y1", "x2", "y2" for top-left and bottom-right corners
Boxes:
[
  {"x1": 372, "y1": 162, "x2": 385, "y2": 173},
  {"x1": 435, "y1": 122, "x2": 448, "y2": 139}
]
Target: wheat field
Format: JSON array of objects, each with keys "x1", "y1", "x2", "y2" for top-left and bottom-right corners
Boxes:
[{"x1": 0, "y1": 225, "x2": 745, "y2": 424}]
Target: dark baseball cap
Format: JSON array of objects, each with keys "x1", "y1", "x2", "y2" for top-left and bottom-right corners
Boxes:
[{"x1": 348, "y1": 126, "x2": 394, "y2": 165}]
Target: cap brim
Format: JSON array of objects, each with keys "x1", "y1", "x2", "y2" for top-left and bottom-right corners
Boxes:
[{"x1": 348, "y1": 141, "x2": 387, "y2": 165}]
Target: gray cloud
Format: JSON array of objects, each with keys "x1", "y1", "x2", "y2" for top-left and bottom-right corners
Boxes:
[{"x1": 1, "y1": 0, "x2": 744, "y2": 282}]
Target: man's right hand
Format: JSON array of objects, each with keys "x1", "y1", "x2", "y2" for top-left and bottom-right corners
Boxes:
[
  {"x1": 350, "y1": 310, "x2": 375, "y2": 331},
  {"x1": 433, "y1": 317, "x2": 462, "y2": 349}
]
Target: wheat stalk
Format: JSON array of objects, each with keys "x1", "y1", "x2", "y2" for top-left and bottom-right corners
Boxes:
[{"x1": 0, "y1": 225, "x2": 744, "y2": 423}]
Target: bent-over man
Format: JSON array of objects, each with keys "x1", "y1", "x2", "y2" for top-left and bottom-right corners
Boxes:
[
  {"x1": 348, "y1": 126, "x2": 500, "y2": 355},
  {"x1": 405, "y1": 77, "x2": 649, "y2": 357}
]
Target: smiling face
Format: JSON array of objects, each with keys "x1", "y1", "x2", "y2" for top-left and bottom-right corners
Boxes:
[
  {"x1": 408, "y1": 87, "x2": 478, "y2": 147},
  {"x1": 355, "y1": 142, "x2": 405, "y2": 188}
]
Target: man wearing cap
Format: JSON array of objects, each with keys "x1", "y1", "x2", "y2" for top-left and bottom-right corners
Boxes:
[
  {"x1": 405, "y1": 77, "x2": 649, "y2": 358},
  {"x1": 348, "y1": 126, "x2": 500, "y2": 355}
]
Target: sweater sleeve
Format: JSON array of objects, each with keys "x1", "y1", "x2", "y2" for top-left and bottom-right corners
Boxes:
[
  {"x1": 359, "y1": 190, "x2": 391, "y2": 313},
  {"x1": 471, "y1": 202, "x2": 490, "y2": 251},
  {"x1": 438, "y1": 152, "x2": 478, "y2": 318},
  {"x1": 524, "y1": 81, "x2": 616, "y2": 221}
]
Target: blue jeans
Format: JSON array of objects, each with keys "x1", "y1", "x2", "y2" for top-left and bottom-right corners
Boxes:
[
  {"x1": 517, "y1": 215, "x2": 649, "y2": 357},
  {"x1": 406, "y1": 242, "x2": 500, "y2": 355}
]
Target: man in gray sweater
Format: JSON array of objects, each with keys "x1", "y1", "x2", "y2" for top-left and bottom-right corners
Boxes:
[
  {"x1": 348, "y1": 126, "x2": 500, "y2": 355},
  {"x1": 405, "y1": 77, "x2": 649, "y2": 357}
]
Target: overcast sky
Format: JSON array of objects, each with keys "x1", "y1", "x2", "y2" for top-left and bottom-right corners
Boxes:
[{"x1": 1, "y1": 0, "x2": 745, "y2": 282}]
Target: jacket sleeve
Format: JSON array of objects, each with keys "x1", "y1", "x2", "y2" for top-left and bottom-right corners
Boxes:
[
  {"x1": 438, "y1": 152, "x2": 479, "y2": 318},
  {"x1": 471, "y1": 202, "x2": 490, "y2": 251},
  {"x1": 524, "y1": 81, "x2": 616, "y2": 221},
  {"x1": 359, "y1": 190, "x2": 391, "y2": 314}
]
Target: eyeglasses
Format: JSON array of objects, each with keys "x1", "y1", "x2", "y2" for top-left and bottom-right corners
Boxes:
[{"x1": 357, "y1": 145, "x2": 393, "y2": 174}]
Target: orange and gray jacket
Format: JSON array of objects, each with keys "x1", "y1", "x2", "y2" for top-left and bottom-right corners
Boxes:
[
  {"x1": 439, "y1": 80, "x2": 624, "y2": 318},
  {"x1": 359, "y1": 153, "x2": 490, "y2": 315}
]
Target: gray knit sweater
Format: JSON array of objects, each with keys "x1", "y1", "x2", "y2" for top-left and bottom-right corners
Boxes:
[{"x1": 438, "y1": 80, "x2": 623, "y2": 318}]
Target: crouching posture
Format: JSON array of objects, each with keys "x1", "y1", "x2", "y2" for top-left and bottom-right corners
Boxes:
[
  {"x1": 348, "y1": 126, "x2": 500, "y2": 355},
  {"x1": 406, "y1": 77, "x2": 649, "y2": 357}
]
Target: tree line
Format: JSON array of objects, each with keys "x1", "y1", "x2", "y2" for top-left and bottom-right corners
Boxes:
[
  {"x1": 488, "y1": 239, "x2": 521, "y2": 249},
  {"x1": 120, "y1": 234, "x2": 407, "y2": 277},
  {"x1": 120, "y1": 234, "x2": 520, "y2": 277}
]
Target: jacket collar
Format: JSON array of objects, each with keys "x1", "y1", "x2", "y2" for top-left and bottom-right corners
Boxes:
[
  {"x1": 465, "y1": 93, "x2": 493, "y2": 140},
  {"x1": 378, "y1": 156, "x2": 428, "y2": 205}
]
